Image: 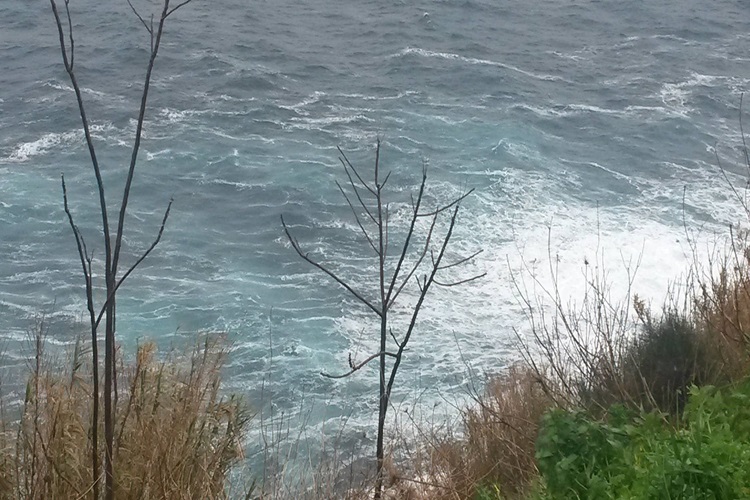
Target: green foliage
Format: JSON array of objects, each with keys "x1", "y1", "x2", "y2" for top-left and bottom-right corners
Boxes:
[
  {"x1": 474, "y1": 483, "x2": 504, "y2": 500},
  {"x1": 534, "y1": 381, "x2": 750, "y2": 499}
]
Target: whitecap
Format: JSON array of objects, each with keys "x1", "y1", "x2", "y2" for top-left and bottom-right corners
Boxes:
[
  {"x1": 5, "y1": 130, "x2": 81, "y2": 162},
  {"x1": 286, "y1": 114, "x2": 374, "y2": 130},
  {"x1": 392, "y1": 47, "x2": 567, "y2": 83},
  {"x1": 336, "y1": 91, "x2": 418, "y2": 101},
  {"x1": 657, "y1": 72, "x2": 728, "y2": 116},
  {"x1": 279, "y1": 91, "x2": 327, "y2": 116}
]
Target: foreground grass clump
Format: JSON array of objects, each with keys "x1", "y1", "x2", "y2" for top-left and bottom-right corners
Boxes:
[
  {"x1": 0, "y1": 334, "x2": 250, "y2": 500},
  {"x1": 410, "y1": 364, "x2": 551, "y2": 500},
  {"x1": 693, "y1": 234, "x2": 750, "y2": 381}
]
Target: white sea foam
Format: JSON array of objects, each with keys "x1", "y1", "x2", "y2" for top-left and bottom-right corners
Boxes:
[
  {"x1": 286, "y1": 114, "x2": 374, "y2": 130},
  {"x1": 549, "y1": 50, "x2": 588, "y2": 62},
  {"x1": 5, "y1": 123, "x2": 119, "y2": 162},
  {"x1": 280, "y1": 91, "x2": 327, "y2": 115},
  {"x1": 6, "y1": 130, "x2": 80, "y2": 162},
  {"x1": 514, "y1": 102, "x2": 679, "y2": 120},
  {"x1": 42, "y1": 80, "x2": 123, "y2": 101},
  {"x1": 204, "y1": 127, "x2": 276, "y2": 143},
  {"x1": 338, "y1": 200, "x2": 714, "y2": 397},
  {"x1": 657, "y1": 72, "x2": 732, "y2": 116},
  {"x1": 145, "y1": 148, "x2": 173, "y2": 161},
  {"x1": 393, "y1": 47, "x2": 568, "y2": 82},
  {"x1": 336, "y1": 91, "x2": 418, "y2": 101}
]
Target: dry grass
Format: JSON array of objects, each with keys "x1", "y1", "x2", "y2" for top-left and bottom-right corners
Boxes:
[
  {"x1": 0, "y1": 330, "x2": 251, "y2": 500},
  {"x1": 693, "y1": 233, "x2": 750, "y2": 381},
  {"x1": 387, "y1": 365, "x2": 551, "y2": 500},
  {"x1": 459, "y1": 365, "x2": 551, "y2": 497}
]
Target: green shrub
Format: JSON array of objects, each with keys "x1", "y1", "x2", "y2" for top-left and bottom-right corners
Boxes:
[{"x1": 535, "y1": 380, "x2": 750, "y2": 499}]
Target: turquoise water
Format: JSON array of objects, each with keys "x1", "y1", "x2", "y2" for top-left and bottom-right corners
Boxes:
[{"x1": 2, "y1": 0, "x2": 750, "y2": 465}]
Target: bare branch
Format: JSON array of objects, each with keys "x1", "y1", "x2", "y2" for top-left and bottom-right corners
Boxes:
[
  {"x1": 127, "y1": 0, "x2": 152, "y2": 35},
  {"x1": 417, "y1": 188, "x2": 475, "y2": 218},
  {"x1": 112, "y1": 0, "x2": 172, "y2": 277},
  {"x1": 434, "y1": 272, "x2": 487, "y2": 287},
  {"x1": 374, "y1": 137, "x2": 381, "y2": 188},
  {"x1": 284, "y1": 141, "x2": 481, "y2": 500},
  {"x1": 383, "y1": 203, "x2": 390, "y2": 260},
  {"x1": 339, "y1": 158, "x2": 378, "y2": 225},
  {"x1": 50, "y1": 0, "x2": 112, "y2": 270},
  {"x1": 381, "y1": 170, "x2": 392, "y2": 189},
  {"x1": 281, "y1": 215, "x2": 382, "y2": 317},
  {"x1": 741, "y1": 93, "x2": 750, "y2": 171},
  {"x1": 321, "y1": 350, "x2": 397, "y2": 379},
  {"x1": 63, "y1": 0, "x2": 74, "y2": 68},
  {"x1": 166, "y1": 0, "x2": 193, "y2": 18},
  {"x1": 339, "y1": 156, "x2": 377, "y2": 224},
  {"x1": 389, "y1": 328, "x2": 402, "y2": 349},
  {"x1": 52, "y1": 4, "x2": 110, "y2": 490},
  {"x1": 438, "y1": 249, "x2": 483, "y2": 270},
  {"x1": 53, "y1": 2, "x2": 193, "y2": 497},
  {"x1": 416, "y1": 275, "x2": 425, "y2": 293},
  {"x1": 62, "y1": 175, "x2": 94, "y2": 311}
]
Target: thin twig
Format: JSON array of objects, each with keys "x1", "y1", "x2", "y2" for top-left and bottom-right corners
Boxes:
[
  {"x1": 417, "y1": 188, "x2": 475, "y2": 217},
  {"x1": 434, "y1": 273, "x2": 487, "y2": 287},
  {"x1": 321, "y1": 351, "x2": 397, "y2": 379},
  {"x1": 127, "y1": 0, "x2": 152, "y2": 35},
  {"x1": 438, "y1": 249, "x2": 483, "y2": 270},
  {"x1": 166, "y1": 0, "x2": 193, "y2": 18}
]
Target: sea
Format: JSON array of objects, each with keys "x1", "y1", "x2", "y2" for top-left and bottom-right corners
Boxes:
[{"x1": 2, "y1": 0, "x2": 750, "y2": 475}]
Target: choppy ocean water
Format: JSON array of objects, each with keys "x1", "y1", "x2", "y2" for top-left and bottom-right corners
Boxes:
[{"x1": 2, "y1": 0, "x2": 750, "y2": 468}]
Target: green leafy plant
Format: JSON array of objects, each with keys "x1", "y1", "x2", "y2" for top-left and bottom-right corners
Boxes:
[{"x1": 535, "y1": 380, "x2": 750, "y2": 499}]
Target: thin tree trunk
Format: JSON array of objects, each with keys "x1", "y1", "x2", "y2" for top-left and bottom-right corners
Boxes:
[
  {"x1": 104, "y1": 297, "x2": 115, "y2": 500},
  {"x1": 375, "y1": 314, "x2": 388, "y2": 500}
]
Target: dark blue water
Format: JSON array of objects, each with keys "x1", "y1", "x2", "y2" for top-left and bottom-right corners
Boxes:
[{"x1": 2, "y1": 0, "x2": 750, "y2": 466}]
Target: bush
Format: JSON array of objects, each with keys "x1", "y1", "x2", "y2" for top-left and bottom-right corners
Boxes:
[{"x1": 622, "y1": 309, "x2": 709, "y2": 415}]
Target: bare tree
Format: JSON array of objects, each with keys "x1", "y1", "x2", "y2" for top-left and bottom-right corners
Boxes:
[
  {"x1": 50, "y1": 1, "x2": 193, "y2": 498},
  {"x1": 282, "y1": 140, "x2": 484, "y2": 499}
]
